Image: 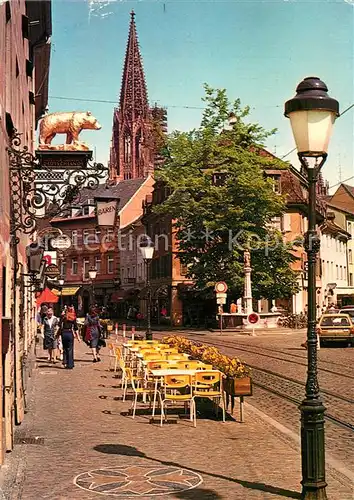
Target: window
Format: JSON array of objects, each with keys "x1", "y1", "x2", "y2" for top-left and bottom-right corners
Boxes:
[
  {"x1": 106, "y1": 228, "x2": 114, "y2": 241},
  {"x1": 180, "y1": 260, "x2": 188, "y2": 276},
  {"x1": 71, "y1": 259, "x2": 78, "y2": 275},
  {"x1": 107, "y1": 255, "x2": 114, "y2": 274},
  {"x1": 83, "y1": 230, "x2": 89, "y2": 244},
  {"x1": 95, "y1": 229, "x2": 101, "y2": 243},
  {"x1": 340, "y1": 266, "x2": 343, "y2": 280},
  {"x1": 271, "y1": 216, "x2": 282, "y2": 231},
  {"x1": 336, "y1": 265, "x2": 339, "y2": 280},
  {"x1": 350, "y1": 273, "x2": 353, "y2": 287},
  {"x1": 61, "y1": 260, "x2": 67, "y2": 277},
  {"x1": 72, "y1": 230, "x2": 78, "y2": 246},
  {"x1": 83, "y1": 259, "x2": 90, "y2": 278},
  {"x1": 344, "y1": 266, "x2": 347, "y2": 280},
  {"x1": 95, "y1": 256, "x2": 101, "y2": 274},
  {"x1": 83, "y1": 205, "x2": 90, "y2": 216},
  {"x1": 5, "y1": 1, "x2": 11, "y2": 22},
  {"x1": 212, "y1": 172, "x2": 227, "y2": 187},
  {"x1": 348, "y1": 222, "x2": 352, "y2": 235},
  {"x1": 22, "y1": 15, "x2": 29, "y2": 38},
  {"x1": 268, "y1": 174, "x2": 281, "y2": 194},
  {"x1": 349, "y1": 250, "x2": 353, "y2": 264}
]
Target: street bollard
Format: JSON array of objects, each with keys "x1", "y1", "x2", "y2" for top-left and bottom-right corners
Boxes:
[
  {"x1": 115, "y1": 322, "x2": 119, "y2": 342},
  {"x1": 122, "y1": 323, "x2": 126, "y2": 339},
  {"x1": 131, "y1": 326, "x2": 135, "y2": 341}
]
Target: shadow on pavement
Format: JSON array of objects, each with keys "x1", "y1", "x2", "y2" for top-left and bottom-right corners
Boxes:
[
  {"x1": 174, "y1": 487, "x2": 223, "y2": 499},
  {"x1": 93, "y1": 444, "x2": 301, "y2": 499}
]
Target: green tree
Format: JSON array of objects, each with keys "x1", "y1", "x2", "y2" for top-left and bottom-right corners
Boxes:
[{"x1": 154, "y1": 85, "x2": 300, "y2": 300}]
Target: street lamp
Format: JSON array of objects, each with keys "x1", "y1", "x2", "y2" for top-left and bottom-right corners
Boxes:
[
  {"x1": 140, "y1": 243, "x2": 154, "y2": 340},
  {"x1": 89, "y1": 266, "x2": 97, "y2": 304},
  {"x1": 285, "y1": 76, "x2": 339, "y2": 500}
]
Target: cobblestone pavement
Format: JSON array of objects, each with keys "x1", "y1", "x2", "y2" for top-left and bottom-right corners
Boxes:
[
  {"x1": 0, "y1": 338, "x2": 353, "y2": 499},
  {"x1": 168, "y1": 331, "x2": 354, "y2": 475}
]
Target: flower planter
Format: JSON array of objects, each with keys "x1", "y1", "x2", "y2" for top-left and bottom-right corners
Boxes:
[{"x1": 224, "y1": 376, "x2": 252, "y2": 397}]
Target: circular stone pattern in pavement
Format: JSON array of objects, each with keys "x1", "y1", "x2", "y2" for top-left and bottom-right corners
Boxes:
[{"x1": 74, "y1": 465, "x2": 203, "y2": 497}]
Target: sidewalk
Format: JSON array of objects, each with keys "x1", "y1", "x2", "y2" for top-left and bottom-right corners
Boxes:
[{"x1": 0, "y1": 340, "x2": 352, "y2": 500}]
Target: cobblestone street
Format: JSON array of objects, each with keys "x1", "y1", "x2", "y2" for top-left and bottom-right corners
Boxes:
[{"x1": 0, "y1": 334, "x2": 353, "y2": 500}]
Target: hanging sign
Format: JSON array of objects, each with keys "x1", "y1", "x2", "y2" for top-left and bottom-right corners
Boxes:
[
  {"x1": 51, "y1": 235, "x2": 72, "y2": 251},
  {"x1": 95, "y1": 197, "x2": 120, "y2": 228},
  {"x1": 45, "y1": 263, "x2": 60, "y2": 279}
]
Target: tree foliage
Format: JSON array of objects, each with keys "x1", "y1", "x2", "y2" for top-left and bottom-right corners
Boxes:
[{"x1": 154, "y1": 85, "x2": 300, "y2": 300}]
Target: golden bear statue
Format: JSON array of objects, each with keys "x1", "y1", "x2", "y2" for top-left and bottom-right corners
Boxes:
[{"x1": 38, "y1": 111, "x2": 101, "y2": 151}]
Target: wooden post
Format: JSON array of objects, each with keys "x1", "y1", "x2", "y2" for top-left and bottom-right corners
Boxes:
[{"x1": 240, "y1": 396, "x2": 244, "y2": 422}]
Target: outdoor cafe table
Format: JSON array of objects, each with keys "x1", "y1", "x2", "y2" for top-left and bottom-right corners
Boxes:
[{"x1": 149, "y1": 369, "x2": 222, "y2": 419}]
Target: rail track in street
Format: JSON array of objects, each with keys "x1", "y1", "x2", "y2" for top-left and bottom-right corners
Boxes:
[
  {"x1": 183, "y1": 336, "x2": 354, "y2": 379},
  {"x1": 183, "y1": 335, "x2": 354, "y2": 433}
]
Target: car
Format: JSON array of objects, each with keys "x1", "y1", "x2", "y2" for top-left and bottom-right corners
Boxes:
[
  {"x1": 317, "y1": 313, "x2": 354, "y2": 346},
  {"x1": 339, "y1": 307, "x2": 354, "y2": 319}
]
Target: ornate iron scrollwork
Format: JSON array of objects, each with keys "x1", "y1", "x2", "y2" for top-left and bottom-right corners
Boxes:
[{"x1": 7, "y1": 130, "x2": 108, "y2": 235}]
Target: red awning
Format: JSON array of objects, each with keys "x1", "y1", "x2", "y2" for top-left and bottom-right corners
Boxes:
[{"x1": 36, "y1": 287, "x2": 59, "y2": 306}]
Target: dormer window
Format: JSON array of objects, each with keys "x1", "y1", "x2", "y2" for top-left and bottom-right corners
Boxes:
[{"x1": 268, "y1": 174, "x2": 281, "y2": 194}]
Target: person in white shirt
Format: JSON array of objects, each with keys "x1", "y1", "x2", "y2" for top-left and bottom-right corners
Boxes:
[{"x1": 41, "y1": 308, "x2": 60, "y2": 363}]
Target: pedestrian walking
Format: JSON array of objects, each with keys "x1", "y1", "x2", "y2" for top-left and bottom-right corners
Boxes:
[
  {"x1": 41, "y1": 307, "x2": 60, "y2": 363},
  {"x1": 84, "y1": 306, "x2": 104, "y2": 363},
  {"x1": 229, "y1": 301, "x2": 237, "y2": 314},
  {"x1": 60, "y1": 306, "x2": 79, "y2": 369}
]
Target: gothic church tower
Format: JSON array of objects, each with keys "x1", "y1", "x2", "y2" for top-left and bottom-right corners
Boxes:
[{"x1": 109, "y1": 12, "x2": 154, "y2": 182}]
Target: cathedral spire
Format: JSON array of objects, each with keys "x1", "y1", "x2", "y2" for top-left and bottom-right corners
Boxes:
[{"x1": 120, "y1": 11, "x2": 149, "y2": 119}]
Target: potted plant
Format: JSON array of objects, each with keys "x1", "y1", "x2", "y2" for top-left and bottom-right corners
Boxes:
[{"x1": 163, "y1": 335, "x2": 252, "y2": 396}]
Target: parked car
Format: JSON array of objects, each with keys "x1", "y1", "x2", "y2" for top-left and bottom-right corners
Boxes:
[
  {"x1": 317, "y1": 314, "x2": 354, "y2": 346},
  {"x1": 339, "y1": 306, "x2": 354, "y2": 320}
]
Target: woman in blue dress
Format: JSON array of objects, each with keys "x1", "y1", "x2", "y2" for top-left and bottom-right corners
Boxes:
[{"x1": 84, "y1": 307, "x2": 103, "y2": 363}]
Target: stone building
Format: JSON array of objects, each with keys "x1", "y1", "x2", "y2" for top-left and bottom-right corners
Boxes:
[{"x1": 0, "y1": 0, "x2": 51, "y2": 460}]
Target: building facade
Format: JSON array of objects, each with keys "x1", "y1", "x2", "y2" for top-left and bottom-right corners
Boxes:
[
  {"x1": 264, "y1": 162, "x2": 326, "y2": 314},
  {"x1": 51, "y1": 177, "x2": 154, "y2": 316},
  {"x1": 324, "y1": 184, "x2": 354, "y2": 305},
  {"x1": 319, "y1": 212, "x2": 350, "y2": 308},
  {"x1": 0, "y1": 0, "x2": 51, "y2": 460}
]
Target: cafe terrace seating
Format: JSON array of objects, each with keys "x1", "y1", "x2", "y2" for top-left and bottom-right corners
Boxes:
[{"x1": 116, "y1": 339, "x2": 226, "y2": 426}]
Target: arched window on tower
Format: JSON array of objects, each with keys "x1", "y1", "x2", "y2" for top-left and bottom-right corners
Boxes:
[
  {"x1": 124, "y1": 134, "x2": 131, "y2": 164},
  {"x1": 135, "y1": 129, "x2": 142, "y2": 176}
]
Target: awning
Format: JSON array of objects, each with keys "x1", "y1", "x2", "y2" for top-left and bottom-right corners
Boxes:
[
  {"x1": 111, "y1": 290, "x2": 126, "y2": 303},
  {"x1": 36, "y1": 287, "x2": 59, "y2": 306},
  {"x1": 52, "y1": 287, "x2": 81, "y2": 297}
]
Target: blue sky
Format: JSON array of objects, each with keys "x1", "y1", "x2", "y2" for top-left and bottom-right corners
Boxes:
[{"x1": 48, "y1": 0, "x2": 353, "y2": 190}]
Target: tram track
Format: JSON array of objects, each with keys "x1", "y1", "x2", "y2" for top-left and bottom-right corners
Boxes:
[
  {"x1": 182, "y1": 335, "x2": 354, "y2": 432},
  {"x1": 186, "y1": 336, "x2": 354, "y2": 380},
  {"x1": 253, "y1": 380, "x2": 354, "y2": 433},
  {"x1": 234, "y1": 341, "x2": 353, "y2": 372}
]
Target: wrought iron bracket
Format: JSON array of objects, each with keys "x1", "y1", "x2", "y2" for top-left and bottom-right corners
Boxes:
[{"x1": 7, "y1": 130, "x2": 108, "y2": 236}]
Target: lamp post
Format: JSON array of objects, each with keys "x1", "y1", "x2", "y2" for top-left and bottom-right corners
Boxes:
[
  {"x1": 58, "y1": 278, "x2": 64, "y2": 310},
  {"x1": 140, "y1": 244, "x2": 154, "y2": 340},
  {"x1": 88, "y1": 266, "x2": 97, "y2": 305},
  {"x1": 285, "y1": 76, "x2": 339, "y2": 500}
]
